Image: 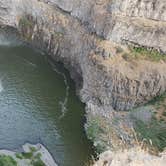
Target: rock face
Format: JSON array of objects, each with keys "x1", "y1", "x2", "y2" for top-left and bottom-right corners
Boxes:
[
  {"x1": 94, "y1": 147, "x2": 166, "y2": 166},
  {"x1": 45, "y1": 0, "x2": 166, "y2": 52}
]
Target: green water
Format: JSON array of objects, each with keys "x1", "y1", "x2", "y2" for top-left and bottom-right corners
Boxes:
[{"x1": 0, "y1": 45, "x2": 94, "y2": 166}]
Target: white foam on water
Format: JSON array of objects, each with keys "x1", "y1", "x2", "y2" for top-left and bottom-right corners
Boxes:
[
  {"x1": 59, "y1": 76, "x2": 69, "y2": 119},
  {"x1": 52, "y1": 66, "x2": 69, "y2": 119},
  {"x1": 0, "y1": 34, "x2": 11, "y2": 46},
  {"x1": 0, "y1": 80, "x2": 3, "y2": 93},
  {"x1": 0, "y1": 32, "x2": 21, "y2": 47}
]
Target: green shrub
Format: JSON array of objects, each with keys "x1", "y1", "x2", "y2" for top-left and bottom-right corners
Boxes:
[
  {"x1": 147, "y1": 93, "x2": 166, "y2": 112},
  {"x1": 15, "y1": 153, "x2": 23, "y2": 159},
  {"x1": 130, "y1": 47, "x2": 166, "y2": 62},
  {"x1": 0, "y1": 155, "x2": 17, "y2": 166},
  {"x1": 86, "y1": 117, "x2": 103, "y2": 141},
  {"x1": 134, "y1": 119, "x2": 166, "y2": 151},
  {"x1": 22, "y1": 152, "x2": 33, "y2": 159},
  {"x1": 122, "y1": 46, "x2": 166, "y2": 62},
  {"x1": 86, "y1": 116, "x2": 107, "y2": 153},
  {"x1": 149, "y1": 93, "x2": 166, "y2": 105},
  {"x1": 30, "y1": 147, "x2": 37, "y2": 153},
  {"x1": 31, "y1": 159, "x2": 45, "y2": 166}
]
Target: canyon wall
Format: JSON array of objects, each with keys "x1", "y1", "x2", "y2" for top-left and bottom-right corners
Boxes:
[
  {"x1": 1, "y1": 0, "x2": 165, "y2": 111},
  {"x1": 43, "y1": 0, "x2": 166, "y2": 52},
  {"x1": 0, "y1": 0, "x2": 166, "y2": 151}
]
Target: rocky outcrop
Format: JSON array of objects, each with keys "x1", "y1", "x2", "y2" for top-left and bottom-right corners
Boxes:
[
  {"x1": 44, "y1": 0, "x2": 166, "y2": 52},
  {"x1": 0, "y1": 0, "x2": 166, "y2": 151},
  {"x1": 94, "y1": 147, "x2": 166, "y2": 166},
  {"x1": 0, "y1": 143, "x2": 57, "y2": 166}
]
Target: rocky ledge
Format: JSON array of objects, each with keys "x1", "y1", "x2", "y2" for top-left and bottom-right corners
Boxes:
[
  {"x1": 94, "y1": 147, "x2": 166, "y2": 166},
  {"x1": 0, "y1": 143, "x2": 57, "y2": 166},
  {"x1": 0, "y1": 0, "x2": 166, "y2": 160}
]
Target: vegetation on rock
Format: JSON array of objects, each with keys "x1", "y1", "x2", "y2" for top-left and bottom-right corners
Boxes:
[
  {"x1": 19, "y1": 15, "x2": 35, "y2": 41},
  {"x1": 0, "y1": 155, "x2": 17, "y2": 166},
  {"x1": 132, "y1": 93, "x2": 166, "y2": 152},
  {"x1": 19, "y1": 16, "x2": 33, "y2": 28},
  {"x1": 86, "y1": 115, "x2": 108, "y2": 153},
  {"x1": 15, "y1": 146, "x2": 46, "y2": 166},
  {"x1": 134, "y1": 118, "x2": 166, "y2": 151},
  {"x1": 122, "y1": 46, "x2": 166, "y2": 62}
]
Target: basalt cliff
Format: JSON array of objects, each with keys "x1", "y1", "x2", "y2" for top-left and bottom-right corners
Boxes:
[{"x1": 0, "y1": 0, "x2": 166, "y2": 165}]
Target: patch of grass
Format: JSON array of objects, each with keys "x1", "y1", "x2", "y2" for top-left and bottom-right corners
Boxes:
[
  {"x1": 130, "y1": 47, "x2": 166, "y2": 62},
  {"x1": 0, "y1": 155, "x2": 17, "y2": 166},
  {"x1": 15, "y1": 153, "x2": 23, "y2": 159},
  {"x1": 86, "y1": 116, "x2": 107, "y2": 153},
  {"x1": 31, "y1": 159, "x2": 45, "y2": 166},
  {"x1": 149, "y1": 93, "x2": 166, "y2": 117},
  {"x1": 1, "y1": 147, "x2": 46, "y2": 166},
  {"x1": 122, "y1": 46, "x2": 166, "y2": 62},
  {"x1": 149, "y1": 93, "x2": 166, "y2": 105},
  {"x1": 134, "y1": 118, "x2": 166, "y2": 151},
  {"x1": 21, "y1": 151, "x2": 46, "y2": 166},
  {"x1": 30, "y1": 146, "x2": 37, "y2": 153},
  {"x1": 132, "y1": 93, "x2": 166, "y2": 151},
  {"x1": 86, "y1": 117, "x2": 103, "y2": 141},
  {"x1": 31, "y1": 152, "x2": 45, "y2": 166}
]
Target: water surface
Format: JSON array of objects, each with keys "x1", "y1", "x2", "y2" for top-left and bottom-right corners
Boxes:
[{"x1": 0, "y1": 44, "x2": 94, "y2": 166}]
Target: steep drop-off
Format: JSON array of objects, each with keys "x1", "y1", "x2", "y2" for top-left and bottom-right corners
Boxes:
[{"x1": 0, "y1": 0, "x2": 166, "y2": 159}]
